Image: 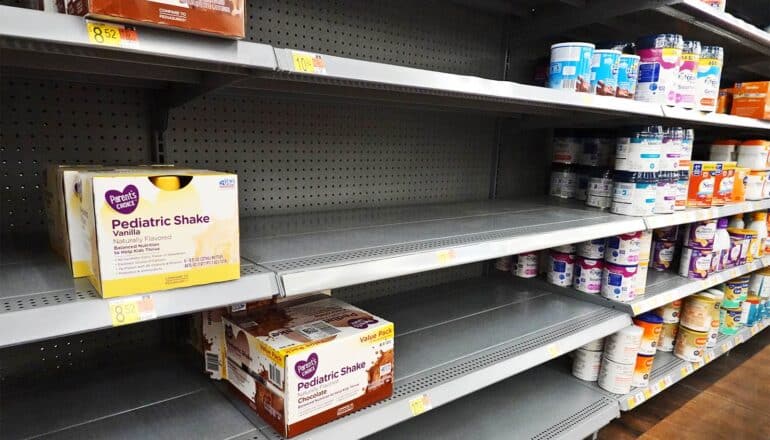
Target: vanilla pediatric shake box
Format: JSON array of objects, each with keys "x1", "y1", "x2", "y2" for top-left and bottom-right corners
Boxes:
[
  {"x1": 80, "y1": 169, "x2": 239, "y2": 298},
  {"x1": 223, "y1": 295, "x2": 394, "y2": 438}
]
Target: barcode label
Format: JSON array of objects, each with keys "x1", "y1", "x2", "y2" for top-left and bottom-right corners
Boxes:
[
  {"x1": 205, "y1": 352, "x2": 220, "y2": 373},
  {"x1": 269, "y1": 363, "x2": 282, "y2": 387},
  {"x1": 561, "y1": 79, "x2": 577, "y2": 90},
  {"x1": 295, "y1": 320, "x2": 341, "y2": 340}
]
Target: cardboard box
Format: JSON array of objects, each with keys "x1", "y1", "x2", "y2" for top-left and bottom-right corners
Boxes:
[
  {"x1": 45, "y1": 165, "x2": 105, "y2": 277},
  {"x1": 63, "y1": 0, "x2": 245, "y2": 39},
  {"x1": 224, "y1": 295, "x2": 394, "y2": 438},
  {"x1": 731, "y1": 81, "x2": 770, "y2": 121},
  {"x1": 80, "y1": 169, "x2": 240, "y2": 298}
]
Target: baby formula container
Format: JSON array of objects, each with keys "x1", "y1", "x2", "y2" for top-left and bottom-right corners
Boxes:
[
  {"x1": 654, "y1": 225, "x2": 679, "y2": 241},
  {"x1": 577, "y1": 238, "x2": 606, "y2": 259},
  {"x1": 552, "y1": 131, "x2": 583, "y2": 164},
  {"x1": 709, "y1": 139, "x2": 739, "y2": 162},
  {"x1": 675, "y1": 170, "x2": 690, "y2": 210},
  {"x1": 574, "y1": 256, "x2": 604, "y2": 294},
  {"x1": 547, "y1": 250, "x2": 575, "y2": 287},
  {"x1": 581, "y1": 338, "x2": 605, "y2": 352},
  {"x1": 512, "y1": 252, "x2": 539, "y2": 278},
  {"x1": 659, "y1": 127, "x2": 682, "y2": 171},
  {"x1": 598, "y1": 356, "x2": 634, "y2": 394},
  {"x1": 682, "y1": 219, "x2": 718, "y2": 250},
  {"x1": 550, "y1": 163, "x2": 578, "y2": 199},
  {"x1": 745, "y1": 171, "x2": 767, "y2": 201},
  {"x1": 720, "y1": 306, "x2": 743, "y2": 335},
  {"x1": 687, "y1": 161, "x2": 719, "y2": 207},
  {"x1": 581, "y1": 136, "x2": 614, "y2": 167},
  {"x1": 696, "y1": 45, "x2": 723, "y2": 112},
  {"x1": 604, "y1": 325, "x2": 643, "y2": 364},
  {"x1": 676, "y1": 40, "x2": 701, "y2": 109},
  {"x1": 633, "y1": 312, "x2": 664, "y2": 355},
  {"x1": 549, "y1": 42, "x2": 595, "y2": 93},
  {"x1": 605, "y1": 232, "x2": 642, "y2": 265},
  {"x1": 737, "y1": 140, "x2": 770, "y2": 171},
  {"x1": 586, "y1": 168, "x2": 614, "y2": 210},
  {"x1": 611, "y1": 171, "x2": 657, "y2": 216},
  {"x1": 651, "y1": 240, "x2": 676, "y2": 271},
  {"x1": 712, "y1": 162, "x2": 736, "y2": 206},
  {"x1": 616, "y1": 54, "x2": 640, "y2": 99},
  {"x1": 631, "y1": 354, "x2": 655, "y2": 388},
  {"x1": 674, "y1": 325, "x2": 708, "y2": 362},
  {"x1": 635, "y1": 34, "x2": 684, "y2": 106},
  {"x1": 654, "y1": 171, "x2": 676, "y2": 214},
  {"x1": 572, "y1": 348, "x2": 604, "y2": 381},
  {"x1": 590, "y1": 49, "x2": 622, "y2": 96},
  {"x1": 615, "y1": 130, "x2": 661, "y2": 172},
  {"x1": 681, "y1": 294, "x2": 717, "y2": 332},
  {"x1": 657, "y1": 322, "x2": 679, "y2": 352},
  {"x1": 602, "y1": 263, "x2": 638, "y2": 302},
  {"x1": 656, "y1": 299, "x2": 682, "y2": 324},
  {"x1": 722, "y1": 276, "x2": 750, "y2": 308},
  {"x1": 679, "y1": 247, "x2": 713, "y2": 279}
]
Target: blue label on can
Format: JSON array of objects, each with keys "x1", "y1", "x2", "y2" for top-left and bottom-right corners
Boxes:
[
  {"x1": 638, "y1": 63, "x2": 661, "y2": 83},
  {"x1": 549, "y1": 44, "x2": 594, "y2": 93},
  {"x1": 553, "y1": 261, "x2": 566, "y2": 272},
  {"x1": 608, "y1": 273, "x2": 623, "y2": 286},
  {"x1": 590, "y1": 51, "x2": 621, "y2": 96}
]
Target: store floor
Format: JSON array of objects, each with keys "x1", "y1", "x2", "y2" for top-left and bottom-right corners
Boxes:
[{"x1": 598, "y1": 329, "x2": 770, "y2": 440}]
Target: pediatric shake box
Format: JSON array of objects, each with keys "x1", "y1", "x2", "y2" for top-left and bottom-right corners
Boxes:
[
  {"x1": 80, "y1": 169, "x2": 239, "y2": 298},
  {"x1": 731, "y1": 81, "x2": 770, "y2": 121},
  {"x1": 45, "y1": 164, "x2": 105, "y2": 277},
  {"x1": 223, "y1": 295, "x2": 394, "y2": 438}
]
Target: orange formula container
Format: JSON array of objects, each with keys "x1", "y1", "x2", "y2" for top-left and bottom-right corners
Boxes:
[
  {"x1": 731, "y1": 167, "x2": 750, "y2": 202},
  {"x1": 688, "y1": 161, "x2": 719, "y2": 207},
  {"x1": 712, "y1": 161, "x2": 736, "y2": 205},
  {"x1": 633, "y1": 312, "x2": 664, "y2": 355}
]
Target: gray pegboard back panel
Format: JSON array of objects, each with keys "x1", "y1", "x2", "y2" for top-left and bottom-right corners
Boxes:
[
  {"x1": 166, "y1": 94, "x2": 495, "y2": 216},
  {"x1": 496, "y1": 126, "x2": 552, "y2": 199},
  {"x1": 0, "y1": 77, "x2": 152, "y2": 235},
  {"x1": 246, "y1": 0, "x2": 506, "y2": 78}
]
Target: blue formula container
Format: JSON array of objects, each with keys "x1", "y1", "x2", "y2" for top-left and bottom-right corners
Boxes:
[
  {"x1": 590, "y1": 49, "x2": 622, "y2": 96},
  {"x1": 616, "y1": 54, "x2": 640, "y2": 99},
  {"x1": 549, "y1": 42, "x2": 595, "y2": 93},
  {"x1": 611, "y1": 171, "x2": 658, "y2": 217}
]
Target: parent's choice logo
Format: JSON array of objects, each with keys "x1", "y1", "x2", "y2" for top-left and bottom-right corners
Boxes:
[
  {"x1": 295, "y1": 352, "x2": 319, "y2": 379},
  {"x1": 106, "y1": 185, "x2": 139, "y2": 214}
]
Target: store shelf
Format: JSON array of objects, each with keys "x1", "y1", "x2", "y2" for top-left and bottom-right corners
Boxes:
[
  {"x1": 237, "y1": 276, "x2": 631, "y2": 440},
  {"x1": 644, "y1": 200, "x2": 770, "y2": 230},
  {"x1": 0, "y1": 253, "x2": 279, "y2": 348},
  {"x1": 614, "y1": 320, "x2": 769, "y2": 411},
  {"x1": 0, "y1": 5, "x2": 277, "y2": 83},
  {"x1": 661, "y1": 0, "x2": 770, "y2": 56},
  {"x1": 240, "y1": 198, "x2": 646, "y2": 296},
  {"x1": 366, "y1": 362, "x2": 620, "y2": 440},
  {"x1": 0, "y1": 350, "x2": 265, "y2": 440},
  {"x1": 555, "y1": 255, "x2": 770, "y2": 317},
  {"x1": 660, "y1": 106, "x2": 770, "y2": 131}
]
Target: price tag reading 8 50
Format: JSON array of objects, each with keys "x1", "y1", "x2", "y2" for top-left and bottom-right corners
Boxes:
[{"x1": 109, "y1": 295, "x2": 156, "y2": 326}]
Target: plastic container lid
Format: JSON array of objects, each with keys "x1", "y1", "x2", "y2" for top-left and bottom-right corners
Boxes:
[
  {"x1": 682, "y1": 40, "x2": 701, "y2": 54},
  {"x1": 740, "y1": 139, "x2": 770, "y2": 147},
  {"x1": 551, "y1": 42, "x2": 595, "y2": 49},
  {"x1": 636, "y1": 34, "x2": 684, "y2": 50},
  {"x1": 717, "y1": 217, "x2": 729, "y2": 228},
  {"x1": 635, "y1": 312, "x2": 664, "y2": 324},
  {"x1": 593, "y1": 49, "x2": 622, "y2": 55},
  {"x1": 712, "y1": 139, "x2": 740, "y2": 146}
]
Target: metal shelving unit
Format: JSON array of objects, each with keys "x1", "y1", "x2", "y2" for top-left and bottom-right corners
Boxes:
[
  {"x1": 1, "y1": 0, "x2": 769, "y2": 439},
  {"x1": 555, "y1": 255, "x2": 770, "y2": 317},
  {"x1": 366, "y1": 363, "x2": 620, "y2": 440},
  {"x1": 597, "y1": 320, "x2": 769, "y2": 411},
  {"x1": 0, "y1": 252, "x2": 279, "y2": 348}
]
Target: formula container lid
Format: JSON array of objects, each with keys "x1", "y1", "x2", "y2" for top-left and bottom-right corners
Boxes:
[
  {"x1": 682, "y1": 40, "x2": 702, "y2": 54},
  {"x1": 551, "y1": 42, "x2": 595, "y2": 49},
  {"x1": 596, "y1": 41, "x2": 635, "y2": 53},
  {"x1": 593, "y1": 49, "x2": 622, "y2": 56},
  {"x1": 727, "y1": 228, "x2": 756, "y2": 238},
  {"x1": 613, "y1": 170, "x2": 658, "y2": 183},
  {"x1": 740, "y1": 139, "x2": 770, "y2": 147},
  {"x1": 717, "y1": 217, "x2": 729, "y2": 228},
  {"x1": 701, "y1": 45, "x2": 724, "y2": 59},
  {"x1": 636, "y1": 34, "x2": 684, "y2": 49},
  {"x1": 706, "y1": 288, "x2": 725, "y2": 300},
  {"x1": 634, "y1": 312, "x2": 664, "y2": 324}
]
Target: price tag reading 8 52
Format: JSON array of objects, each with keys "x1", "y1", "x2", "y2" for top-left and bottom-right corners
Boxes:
[
  {"x1": 86, "y1": 21, "x2": 139, "y2": 48},
  {"x1": 109, "y1": 295, "x2": 156, "y2": 326}
]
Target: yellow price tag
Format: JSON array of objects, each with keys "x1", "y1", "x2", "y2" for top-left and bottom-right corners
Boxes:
[
  {"x1": 680, "y1": 367, "x2": 688, "y2": 377},
  {"x1": 632, "y1": 304, "x2": 642, "y2": 315},
  {"x1": 108, "y1": 295, "x2": 156, "y2": 327},
  {"x1": 643, "y1": 389, "x2": 652, "y2": 399},
  {"x1": 546, "y1": 343, "x2": 561, "y2": 358},
  {"x1": 408, "y1": 394, "x2": 432, "y2": 416},
  {"x1": 87, "y1": 22, "x2": 131, "y2": 47},
  {"x1": 722, "y1": 343, "x2": 730, "y2": 352},
  {"x1": 437, "y1": 249, "x2": 456, "y2": 265},
  {"x1": 627, "y1": 397, "x2": 636, "y2": 409},
  {"x1": 657, "y1": 379, "x2": 667, "y2": 390},
  {"x1": 291, "y1": 51, "x2": 326, "y2": 74}
]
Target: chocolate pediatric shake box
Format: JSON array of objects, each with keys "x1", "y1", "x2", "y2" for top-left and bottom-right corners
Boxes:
[{"x1": 224, "y1": 295, "x2": 394, "y2": 438}]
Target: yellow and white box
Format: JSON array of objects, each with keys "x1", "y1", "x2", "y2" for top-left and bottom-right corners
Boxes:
[
  {"x1": 45, "y1": 164, "x2": 105, "y2": 277},
  {"x1": 224, "y1": 295, "x2": 394, "y2": 438},
  {"x1": 80, "y1": 169, "x2": 240, "y2": 298}
]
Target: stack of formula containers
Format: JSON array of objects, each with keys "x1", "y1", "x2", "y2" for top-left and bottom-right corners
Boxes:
[
  {"x1": 709, "y1": 139, "x2": 770, "y2": 202},
  {"x1": 573, "y1": 325, "x2": 648, "y2": 394}
]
